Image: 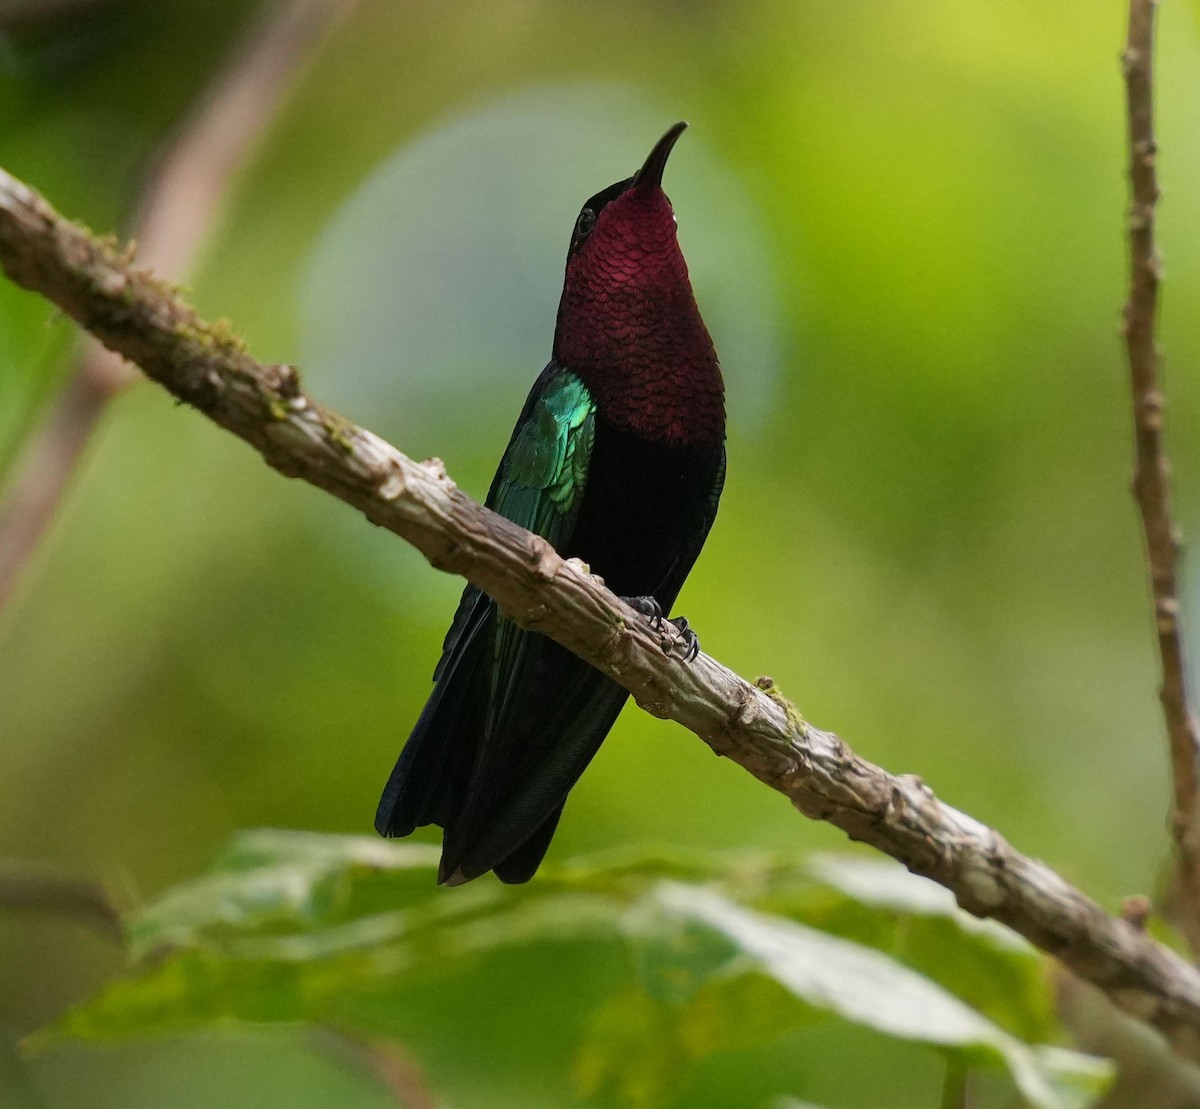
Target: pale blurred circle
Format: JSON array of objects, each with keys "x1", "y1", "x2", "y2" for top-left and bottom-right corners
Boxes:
[{"x1": 298, "y1": 83, "x2": 785, "y2": 447}]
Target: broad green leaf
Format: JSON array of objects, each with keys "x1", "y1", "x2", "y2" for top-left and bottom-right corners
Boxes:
[
  {"x1": 805, "y1": 853, "x2": 1027, "y2": 949},
  {"x1": 42, "y1": 832, "x2": 1109, "y2": 1109},
  {"x1": 577, "y1": 977, "x2": 806, "y2": 1109},
  {"x1": 789, "y1": 854, "x2": 1055, "y2": 1042},
  {"x1": 619, "y1": 883, "x2": 1110, "y2": 1109},
  {"x1": 576, "y1": 986, "x2": 689, "y2": 1109},
  {"x1": 44, "y1": 833, "x2": 630, "y2": 1042},
  {"x1": 126, "y1": 833, "x2": 715, "y2": 963},
  {"x1": 129, "y1": 831, "x2": 442, "y2": 956}
]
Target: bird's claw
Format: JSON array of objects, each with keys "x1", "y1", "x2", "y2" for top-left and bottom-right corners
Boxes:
[
  {"x1": 622, "y1": 595, "x2": 664, "y2": 630},
  {"x1": 669, "y1": 616, "x2": 700, "y2": 662},
  {"x1": 622, "y1": 597, "x2": 700, "y2": 662}
]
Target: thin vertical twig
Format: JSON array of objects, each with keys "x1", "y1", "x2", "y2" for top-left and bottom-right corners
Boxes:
[
  {"x1": 1121, "y1": 0, "x2": 1200, "y2": 958},
  {"x1": 940, "y1": 1059, "x2": 969, "y2": 1109}
]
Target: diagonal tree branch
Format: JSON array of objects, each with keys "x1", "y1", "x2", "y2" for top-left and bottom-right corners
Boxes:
[
  {"x1": 3, "y1": 168, "x2": 1200, "y2": 1063},
  {"x1": 1121, "y1": 0, "x2": 1200, "y2": 960}
]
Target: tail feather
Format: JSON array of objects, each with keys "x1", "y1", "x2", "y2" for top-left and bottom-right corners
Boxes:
[
  {"x1": 492, "y1": 804, "x2": 565, "y2": 884},
  {"x1": 375, "y1": 592, "x2": 491, "y2": 838},
  {"x1": 378, "y1": 608, "x2": 628, "y2": 885},
  {"x1": 375, "y1": 665, "x2": 483, "y2": 836},
  {"x1": 441, "y1": 641, "x2": 629, "y2": 883}
]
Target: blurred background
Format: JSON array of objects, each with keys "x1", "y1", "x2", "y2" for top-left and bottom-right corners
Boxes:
[{"x1": 3, "y1": 0, "x2": 1200, "y2": 1105}]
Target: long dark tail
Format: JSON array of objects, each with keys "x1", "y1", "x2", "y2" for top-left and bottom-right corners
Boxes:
[
  {"x1": 376, "y1": 602, "x2": 628, "y2": 885},
  {"x1": 374, "y1": 656, "x2": 488, "y2": 838},
  {"x1": 375, "y1": 588, "x2": 491, "y2": 839}
]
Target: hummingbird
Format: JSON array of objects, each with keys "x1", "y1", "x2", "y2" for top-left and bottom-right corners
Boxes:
[{"x1": 375, "y1": 122, "x2": 726, "y2": 885}]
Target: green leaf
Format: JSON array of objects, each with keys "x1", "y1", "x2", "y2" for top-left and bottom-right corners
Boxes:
[
  {"x1": 789, "y1": 854, "x2": 1055, "y2": 1042},
  {"x1": 577, "y1": 977, "x2": 807, "y2": 1109},
  {"x1": 805, "y1": 853, "x2": 1026, "y2": 948},
  {"x1": 620, "y1": 883, "x2": 1110, "y2": 1109},
  {"x1": 128, "y1": 832, "x2": 442, "y2": 958},
  {"x1": 40, "y1": 833, "x2": 1109, "y2": 1109},
  {"x1": 41, "y1": 832, "x2": 628, "y2": 1042}
]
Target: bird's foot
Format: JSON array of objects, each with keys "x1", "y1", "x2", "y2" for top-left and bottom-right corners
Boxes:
[
  {"x1": 668, "y1": 616, "x2": 701, "y2": 662},
  {"x1": 622, "y1": 595, "x2": 663, "y2": 629},
  {"x1": 622, "y1": 596, "x2": 700, "y2": 663}
]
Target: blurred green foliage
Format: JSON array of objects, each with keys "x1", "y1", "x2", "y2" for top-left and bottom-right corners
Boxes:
[
  {"x1": 3, "y1": 0, "x2": 1200, "y2": 1105},
  {"x1": 38, "y1": 833, "x2": 1111, "y2": 1108}
]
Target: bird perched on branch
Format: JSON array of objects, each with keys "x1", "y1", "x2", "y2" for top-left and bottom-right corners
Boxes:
[{"x1": 375, "y1": 122, "x2": 726, "y2": 885}]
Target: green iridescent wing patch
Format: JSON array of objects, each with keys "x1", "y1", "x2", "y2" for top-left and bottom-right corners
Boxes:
[
  {"x1": 482, "y1": 368, "x2": 597, "y2": 767},
  {"x1": 491, "y1": 369, "x2": 595, "y2": 546}
]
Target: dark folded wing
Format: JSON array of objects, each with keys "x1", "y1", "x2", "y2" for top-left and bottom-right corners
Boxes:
[{"x1": 378, "y1": 363, "x2": 609, "y2": 884}]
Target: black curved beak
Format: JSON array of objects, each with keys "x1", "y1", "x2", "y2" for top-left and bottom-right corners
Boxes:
[{"x1": 633, "y1": 121, "x2": 688, "y2": 191}]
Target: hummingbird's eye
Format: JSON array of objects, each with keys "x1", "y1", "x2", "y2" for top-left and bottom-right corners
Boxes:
[{"x1": 575, "y1": 208, "x2": 596, "y2": 239}]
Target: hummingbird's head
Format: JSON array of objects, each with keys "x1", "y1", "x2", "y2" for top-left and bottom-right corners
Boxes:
[
  {"x1": 552, "y1": 123, "x2": 722, "y2": 441},
  {"x1": 561, "y1": 120, "x2": 687, "y2": 275}
]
